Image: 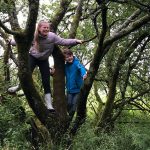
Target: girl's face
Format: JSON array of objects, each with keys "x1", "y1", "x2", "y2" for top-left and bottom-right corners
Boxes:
[{"x1": 38, "y1": 22, "x2": 50, "y2": 36}]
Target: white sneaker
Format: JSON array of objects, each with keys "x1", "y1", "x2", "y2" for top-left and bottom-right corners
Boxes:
[{"x1": 8, "y1": 85, "x2": 20, "y2": 93}]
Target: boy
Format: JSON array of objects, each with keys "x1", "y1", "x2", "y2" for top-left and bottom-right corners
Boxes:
[{"x1": 63, "y1": 49, "x2": 87, "y2": 120}]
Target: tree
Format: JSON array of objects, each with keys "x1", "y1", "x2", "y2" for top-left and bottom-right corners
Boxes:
[
  {"x1": 73, "y1": 0, "x2": 150, "y2": 133},
  {"x1": 0, "y1": 0, "x2": 150, "y2": 146}
]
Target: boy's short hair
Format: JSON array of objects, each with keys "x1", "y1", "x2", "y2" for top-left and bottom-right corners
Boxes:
[{"x1": 63, "y1": 49, "x2": 73, "y2": 56}]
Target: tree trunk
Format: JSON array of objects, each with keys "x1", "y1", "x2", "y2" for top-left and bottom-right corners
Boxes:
[
  {"x1": 3, "y1": 43, "x2": 10, "y2": 81},
  {"x1": 52, "y1": 45, "x2": 68, "y2": 123}
]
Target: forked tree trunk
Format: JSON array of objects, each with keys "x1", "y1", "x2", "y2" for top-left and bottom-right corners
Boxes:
[{"x1": 13, "y1": 32, "x2": 67, "y2": 143}]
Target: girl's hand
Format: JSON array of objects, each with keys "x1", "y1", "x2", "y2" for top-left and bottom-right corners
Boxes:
[{"x1": 76, "y1": 40, "x2": 83, "y2": 44}]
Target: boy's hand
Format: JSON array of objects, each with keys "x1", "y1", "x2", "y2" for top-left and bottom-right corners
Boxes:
[{"x1": 83, "y1": 74, "x2": 87, "y2": 80}]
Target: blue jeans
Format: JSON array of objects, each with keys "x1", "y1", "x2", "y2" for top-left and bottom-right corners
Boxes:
[{"x1": 67, "y1": 93, "x2": 79, "y2": 119}]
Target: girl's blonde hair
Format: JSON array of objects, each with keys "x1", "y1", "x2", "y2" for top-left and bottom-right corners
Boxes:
[{"x1": 34, "y1": 20, "x2": 50, "y2": 51}]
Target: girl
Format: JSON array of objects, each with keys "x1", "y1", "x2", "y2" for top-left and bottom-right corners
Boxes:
[{"x1": 8, "y1": 20, "x2": 83, "y2": 112}]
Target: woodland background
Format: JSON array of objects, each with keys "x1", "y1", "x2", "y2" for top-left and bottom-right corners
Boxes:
[{"x1": 0, "y1": 0, "x2": 150, "y2": 149}]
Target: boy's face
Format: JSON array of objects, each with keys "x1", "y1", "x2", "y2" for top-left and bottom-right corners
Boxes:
[{"x1": 65, "y1": 54, "x2": 74, "y2": 63}]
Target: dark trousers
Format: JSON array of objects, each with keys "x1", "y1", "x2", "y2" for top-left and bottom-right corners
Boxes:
[{"x1": 29, "y1": 55, "x2": 50, "y2": 94}]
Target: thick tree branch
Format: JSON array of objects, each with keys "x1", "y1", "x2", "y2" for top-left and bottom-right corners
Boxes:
[
  {"x1": 71, "y1": 3, "x2": 108, "y2": 134},
  {"x1": 25, "y1": 0, "x2": 39, "y2": 39},
  {"x1": 51, "y1": 0, "x2": 72, "y2": 32},
  {"x1": 5, "y1": 0, "x2": 21, "y2": 30},
  {"x1": 69, "y1": 0, "x2": 83, "y2": 38}
]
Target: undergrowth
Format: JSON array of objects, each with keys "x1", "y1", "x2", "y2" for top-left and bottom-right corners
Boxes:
[
  {"x1": 0, "y1": 94, "x2": 32, "y2": 150},
  {"x1": 68, "y1": 113, "x2": 150, "y2": 150},
  {"x1": 57, "y1": 112, "x2": 150, "y2": 150}
]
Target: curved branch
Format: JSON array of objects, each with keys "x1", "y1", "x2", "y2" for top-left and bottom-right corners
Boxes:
[
  {"x1": 104, "y1": 14, "x2": 150, "y2": 51},
  {"x1": 114, "y1": 9, "x2": 141, "y2": 33},
  {"x1": 111, "y1": 0, "x2": 150, "y2": 13},
  {"x1": 0, "y1": 20, "x2": 20, "y2": 35}
]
